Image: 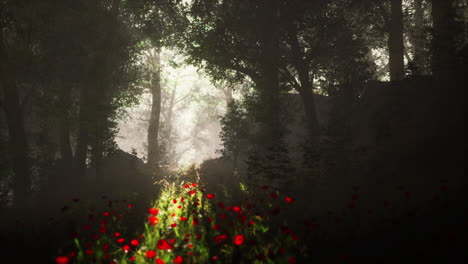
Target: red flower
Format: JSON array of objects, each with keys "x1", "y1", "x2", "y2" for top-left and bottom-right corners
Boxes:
[
  {"x1": 285, "y1": 196, "x2": 294, "y2": 203},
  {"x1": 149, "y1": 216, "x2": 160, "y2": 225},
  {"x1": 146, "y1": 250, "x2": 156, "y2": 258},
  {"x1": 192, "y1": 217, "x2": 198, "y2": 226},
  {"x1": 55, "y1": 256, "x2": 69, "y2": 264},
  {"x1": 206, "y1": 194, "x2": 215, "y2": 199},
  {"x1": 117, "y1": 238, "x2": 125, "y2": 243},
  {"x1": 157, "y1": 239, "x2": 171, "y2": 250},
  {"x1": 156, "y1": 259, "x2": 165, "y2": 264},
  {"x1": 234, "y1": 234, "x2": 244, "y2": 245},
  {"x1": 189, "y1": 190, "x2": 196, "y2": 195},
  {"x1": 122, "y1": 245, "x2": 130, "y2": 252},
  {"x1": 180, "y1": 216, "x2": 187, "y2": 221},
  {"x1": 85, "y1": 249, "x2": 93, "y2": 255},
  {"x1": 214, "y1": 234, "x2": 228, "y2": 243},
  {"x1": 174, "y1": 256, "x2": 184, "y2": 264},
  {"x1": 220, "y1": 213, "x2": 226, "y2": 220},
  {"x1": 130, "y1": 256, "x2": 136, "y2": 261},
  {"x1": 103, "y1": 212, "x2": 110, "y2": 216},
  {"x1": 114, "y1": 232, "x2": 120, "y2": 237},
  {"x1": 148, "y1": 208, "x2": 159, "y2": 215},
  {"x1": 183, "y1": 184, "x2": 190, "y2": 188},
  {"x1": 103, "y1": 243, "x2": 109, "y2": 251},
  {"x1": 171, "y1": 223, "x2": 177, "y2": 228},
  {"x1": 212, "y1": 224, "x2": 220, "y2": 230},
  {"x1": 233, "y1": 206, "x2": 241, "y2": 213},
  {"x1": 192, "y1": 183, "x2": 198, "y2": 187},
  {"x1": 173, "y1": 199, "x2": 177, "y2": 204},
  {"x1": 180, "y1": 197, "x2": 184, "y2": 202},
  {"x1": 212, "y1": 256, "x2": 219, "y2": 260},
  {"x1": 127, "y1": 204, "x2": 133, "y2": 208},
  {"x1": 130, "y1": 239, "x2": 139, "y2": 246}
]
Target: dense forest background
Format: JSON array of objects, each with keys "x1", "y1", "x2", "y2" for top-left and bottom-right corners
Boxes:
[{"x1": 0, "y1": 0, "x2": 466, "y2": 263}]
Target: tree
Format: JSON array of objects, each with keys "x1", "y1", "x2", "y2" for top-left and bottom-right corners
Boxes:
[
  {"x1": 389, "y1": 0, "x2": 405, "y2": 81},
  {"x1": 145, "y1": 48, "x2": 163, "y2": 171}
]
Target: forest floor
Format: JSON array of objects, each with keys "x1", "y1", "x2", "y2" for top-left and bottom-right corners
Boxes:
[{"x1": 0, "y1": 163, "x2": 467, "y2": 264}]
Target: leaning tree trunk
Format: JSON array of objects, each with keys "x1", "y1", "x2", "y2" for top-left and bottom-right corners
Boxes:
[
  {"x1": 389, "y1": 0, "x2": 405, "y2": 81},
  {"x1": 147, "y1": 49, "x2": 162, "y2": 171}
]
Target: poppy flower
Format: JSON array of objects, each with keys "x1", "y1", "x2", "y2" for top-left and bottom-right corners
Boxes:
[
  {"x1": 192, "y1": 183, "x2": 198, "y2": 187},
  {"x1": 177, "y1": 205, "x2": 183, "y2": 209},
  {"x1": 189, "y1": 190, "x2": 195, "y2": 195},
  {"x1": 130, "y1": 239, "x2": 139, "y2": 246},
  {"x1": 127, "y1": 204, "x2": 133, "y2": 208},
  {"x1": 146, "y1": 250, "x2": 156, "y2": 258},
  {"x1": 103, "y1": 243, "x2": 109, "y2": 251},
  {"x1": 233, "y1": 206, "x2": 241, "y2": 213},
  {"x1": 85, "y1": 249, "x2": 93, "y2": 255},
  {"x1": 117, "y1": 238, "x2": 125, "y2": 243},
  {"x1": 122, "y1": 245, "x2": 130, "y2": 252},
  {"x1": 213, "y1": 224, "x2": 220, "y2": 230},
  {"x1": 212, "y1": 256, "x2": 219, "y2": 260},
  {"x1": 183, "y1": 184, "x2": 190, "y2": 188},
  {"x1": 285, "y1": 197, "x2": 294, "y2": 203},
  {"x1": 192, "y1": 218, "x2": 198, "y2": 226},
  {"x1": 214, "y1": 234, "x2": 228, "y2": 243},
  {"x1": 157, "y1": 239, "x2": 171, "y2": 250},
  {"x1": 156, "y1": 259, "x2": 165, "y2": 264},
  {"x1": 149, "y1": 216, "x2": 160, "y2": 225},
  {"x1": 130, "y1": 256, "x2": 136, "y2": 261},
  {"x1": 114, "y1": 232, "x2": 120, "y2": 237},
  {"x1": 171, "y1": 223, "x2": 177, "y2": 228},
  {"x1": 55, "y1": 256, "x2": 69, "y2": 264},
  {"x1": 180, "y1": 216, "x2": 187, "y2": 221},
  {"x1": 174, "y1": 256, "x2": 184, "y2": 264},
  {"x1": 234, "y1": 234, "x2": 244, "y2": 245},
  {"x1": 180, "y1": 197, "x2": 184, "y2": 202},
  {"x1": 206, "y1": 194, "x2": 215, "y2": 199},
  {"x1": 103, "y1": 212, "x2": 110, "y2": 216},
  {"x1": 148, "y1": 208, "x2": 159, "y2": 215},
  {"x1": 173, "y1": 199, "x2": 177, "y2": 204}
]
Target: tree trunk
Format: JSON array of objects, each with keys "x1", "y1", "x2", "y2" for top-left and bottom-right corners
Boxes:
[
  {"x1": 75, "y1": 86, "x2": 89, "y2": 175},
  {"x1": 59, "y1": 86, "x2": 73, "y2": 165},
  {"x1": 0, "y1": 32, "x2": 31, "y2": 207},
  {"x1": 431, "y1": 0, "x2": 456, "y2": 81},
  {"x1": 412, "y1": 0, "x2": 426, "y2": 75},
  {"x1": 259, "y1": 0, "x2": 281, "y2": 147},
  {"x1": 1, "y1": 82, "x2": 31, "y2": 207},
  {"x1": 389, "y1": 0, "x2": 405, "y2": 81},
  {"x1": 147, "y1": 49, "x2": 162, "y2": 171}
]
